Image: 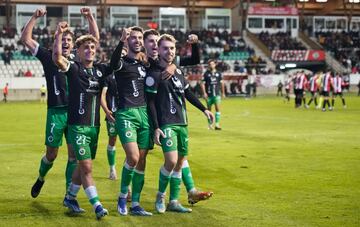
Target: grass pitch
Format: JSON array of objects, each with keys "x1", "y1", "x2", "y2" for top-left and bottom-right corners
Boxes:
[{"x1": 0, "y1": 94, "x2": 359, "y2": 226}]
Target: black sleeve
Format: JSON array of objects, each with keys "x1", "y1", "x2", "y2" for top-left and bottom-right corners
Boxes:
[
  {"x1": 36, "y1": 47, "x2": 52, "y2": 66},
  {"x1": 185, "y1": 88, "x2": 206, "y2": 112},
  {"x1": 179, "y1": 43, "x2": 200, "y2": 66},
  {"x1": 110, "y1": 40, "x2": 124, "y2": 71},
  {"x1": 146, "y1": 92, "x2": 159, "y2": 129}
]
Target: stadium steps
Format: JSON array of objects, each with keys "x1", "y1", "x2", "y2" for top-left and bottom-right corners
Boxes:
[
  {"x1": 298, "y1": 32, "x2": 323, "y2": 50},
  {"x1": 298, "y1": 32, "x2": 347, "y2": 74},
  {"x1": 243, "y1": 30, "x2": 276, "y2": 72},
  {"x1": 324, "y1": 52, "x2": 348, "y2": 74}
]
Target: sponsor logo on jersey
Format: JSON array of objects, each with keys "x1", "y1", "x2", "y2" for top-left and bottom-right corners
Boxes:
[{"x1": 138, "y1": 66, "x2": 146, "y2": 78}]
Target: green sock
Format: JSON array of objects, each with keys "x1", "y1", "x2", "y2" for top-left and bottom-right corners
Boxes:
[
  {"x1": 65, "y1": 160, "x2": 77, "y2": 191},
  {"x1": 107, "y1": 145, "x2": 116, "y2": 167},
  {"x1": 215, "y1": 112, "x2": 221, "y2": 126},
  {"x1": 85, "y1": 186, "x2": 101, "y2": 209},
  {"x1": 132, "y1": 170, "x2": 144, "y2": 203},
  {"x1": 158, "y1": 166, "x2": 171, "y2": 193},
  {"x1": 39, "y1": 156, "x2": 53, "y2": 180},
  {"x1": 181, "y1": 160, "x2": 195, "y2": 192},
  {"x1": 120, "y1": 162, "x2": 134, "y2": 194},
  {"x1": 170, "y1": 171, "x2": 182, "y2": 201}
]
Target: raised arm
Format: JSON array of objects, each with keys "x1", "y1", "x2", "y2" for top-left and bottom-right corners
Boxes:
[
  {"x1": 110, "y1": 28, "x2": 129, "y2": 71},
  {"x1": 52, "y1": 22, "x2": 70, "y2": 71},
  {"x1": 80, "y1": 7, "x2": 99, "y2": 41},
  {"x1": 20, "y1": 8, "x2": 46, "y2": 53},
  {"x1": 179, "y1": 34, "x2": 200, "y2": 66},
  {"x1": 161, "y1": 34, "x2": 200, "y2": 80}
]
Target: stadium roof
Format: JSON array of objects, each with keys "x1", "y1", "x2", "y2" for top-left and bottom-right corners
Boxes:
[{"x1": 2, "y1": 0, "x2": 360, "y2": 15}]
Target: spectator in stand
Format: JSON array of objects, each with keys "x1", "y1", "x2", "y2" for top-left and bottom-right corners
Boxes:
[
  {"x1": 16, "y1": 69, "x2": 24, "y2": 77},
  {"x1": 1, "y1": 49, "x2": 12, "y2": 65},
  {"x1": 24, "y1": 69, "x2": 33, "y2": 77}
]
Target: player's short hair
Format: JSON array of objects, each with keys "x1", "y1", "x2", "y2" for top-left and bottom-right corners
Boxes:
[
  {"x1": 129, "y1": 26, "x2": 144, "y2": 34},
  {"x1": 208, "y1": 59, "x2": 216, "y2": 64},
  {"x1": 157, "y1": 34, "x2": 177, "y2": 47},
  {"x1": 75, "y1": 35, "x2": 98, "y2": 48},
  {"x1": 63, "y1": 29, "x2": 75, "y2": 42},
  {"x1": 53, "y1": 28, "x2": 75, "y2": 42},
  {"x1": 143, "y1": 29, "x2": 160, "y2": 40}
]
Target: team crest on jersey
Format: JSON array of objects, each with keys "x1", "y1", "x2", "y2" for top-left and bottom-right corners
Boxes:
[
  {"x1": 138, "y1": 66, "x2": 146, "y2": 78},
  {"x1": 79, "y1": 147, "x2": 86, "y2": 156},
  {"x1": 176, "y1": 69, "x2": 182, "y2": 75},
  {"x1": 69, "y1": 53, "x2": 75, "y2": 60},
  {"x1": 48, "y1": 135, "x2": 54, "y2": 143},
  {"x1": 125, "y1": 131, "x2": 133, "y2": 138},
  {"x1": 96, "y1": 70, "x2": 102, "y2": 77},
  {"x1": 166, "y1": 139, "x2": 173, "y2": 147},
  {"x1": 146, "y1": 76, "x2": 155, "y2": 87}
]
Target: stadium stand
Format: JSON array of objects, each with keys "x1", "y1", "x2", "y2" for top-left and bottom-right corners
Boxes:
[{"x1": 315, "y1": 31, "x2": 360, "y2": 73}]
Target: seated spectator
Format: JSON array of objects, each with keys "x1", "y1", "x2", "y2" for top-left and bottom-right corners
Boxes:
[
  {"x1": 24, "y1": 69, "x2": 33, "y2": 77},
  {"x1": 16, "y1": 69, "x2": 24, "y2": 77}
]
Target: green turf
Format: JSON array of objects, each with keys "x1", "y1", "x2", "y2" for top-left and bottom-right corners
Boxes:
[{"x1": 0, "y1": 95, "x2": 359, "y2": 226}]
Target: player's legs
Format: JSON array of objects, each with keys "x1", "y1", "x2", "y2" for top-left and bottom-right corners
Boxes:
[
  {"x1": 182, "y1": 159, "x2": 213, "y2": 205},
  {"x1": 106, "y1": 120, "x2": 117, "y2": 180},
  {"x1": 167, "y1": 127, "x2": 192, "y2": 213},
  {"x1": 107, "y1": 136, "x2": 117, "y2": 180},
  {"x1": 339, "y1": 93, "x2": 346, "y2": 107},
  {"x1": 331, "y1": 93, "x2": 336, "y2": 107},
  {"x1": 214, "y1": 96, "x2": 221, "y2": 130},
  {"x1": 67, "y1": 125, "x2": 108, "y2": 219},
  {"x1": 117, "y1": 142, "x2": 139, "y2": 215},
  {"x1": 31, "y1": 108, "x2": 68, "y2": 198},
  {"x1": 156, "y1": 150, "x2": 177, "y2": 214}
]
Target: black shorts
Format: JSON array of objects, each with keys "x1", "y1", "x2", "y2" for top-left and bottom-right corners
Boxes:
[
  {"x1": 333, "y1": 92, "x2": 343, "y2": 97},
  {"x1": 320, "y1": 91, "x2": 329, "y2": 97},
  {"x1": 41, "y1": 92, "x2": 46, "y2": 97}
]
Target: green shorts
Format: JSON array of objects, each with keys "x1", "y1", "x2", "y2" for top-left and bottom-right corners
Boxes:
[
  {"x1": 45, "y1": 107, "x2": 69, "y2": 147},
  {"x1": 106, "y1": 120, "x2": 117, "y2": 137},
  {"x1": 160, "y1": 125, "x2": 188, "y2": 157},
  {"x1": 68, "y1": 125, "x2": 100, "y2": 161},
  {"x1": 207, "y1": 96, "x2": 221, "y2": 107},
  {"x1": 115, "y1": 106, "x2": 153, "y2": 150}
]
